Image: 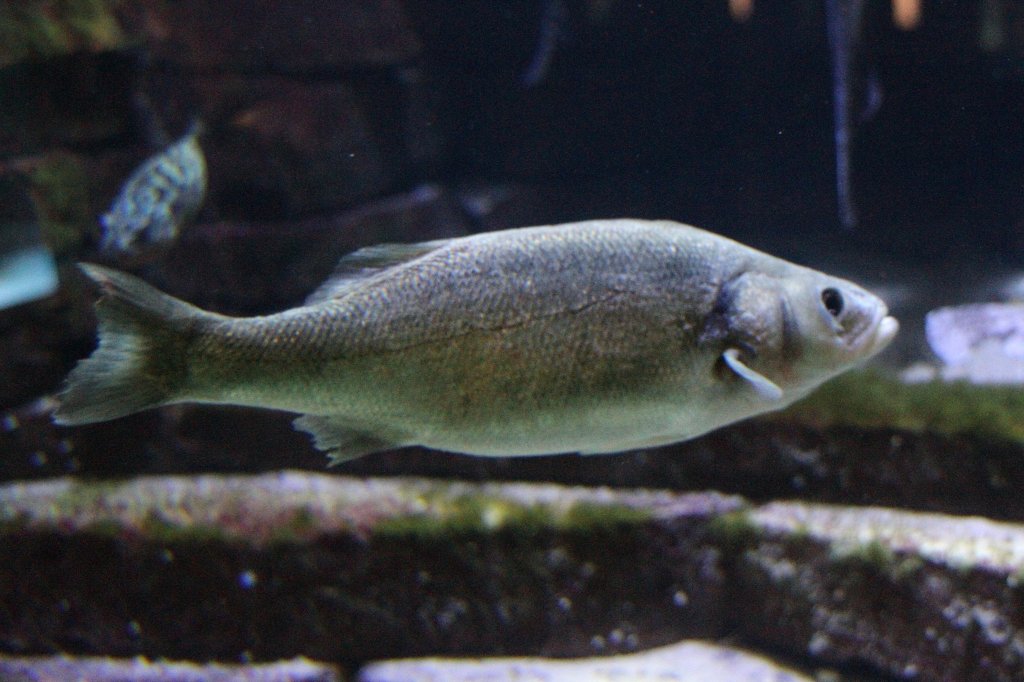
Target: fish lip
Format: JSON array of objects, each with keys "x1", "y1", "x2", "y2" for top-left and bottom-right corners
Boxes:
[
  {"x1": 876, "y1": 315, "x2": 900, "y2": 350},
  {"x1": 861, "y1": 313, "x2": 899, "y2": 356},
  {"x1": 847, "y1": 302, "x2": 898, "y2": 357}
]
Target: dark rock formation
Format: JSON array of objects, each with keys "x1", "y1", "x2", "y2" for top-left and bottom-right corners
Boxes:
[
  {"x1": 738, "y1": 503, "x2": 1024, "y2": 681},
  {"x1": 117, "y1": 1, "x2": 421, "y2": 72},
  {"x1": 3, "y1": 473, "x2": 1024, "y2": 680},
  {"x1": 0, "y1": 474, "x2": 737, "y2": 665}
]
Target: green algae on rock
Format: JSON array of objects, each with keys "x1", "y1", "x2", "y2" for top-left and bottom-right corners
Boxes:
[
  {"x1": 779, "y1": 370, "x2": 1024, "y2": 445},
  {"x1": 5, "y1": 474, "x2": 1024, "y2": 679},
  {"x1": 0, "y1": 472, "x2": 740, "y2": 546},
  {"x1": 0, "y1": 474, "x2": 737, "y2": 664},
  {"x1": 751, "y1": 501, "x2": 1024, "y2": 573},
  {"x1": 0, "y1": 0, "x2": 125, "y2": 67},
  {"x1": 738, "y1": 501, "x2": 1024, "y2": 681},
  {"x1": 374, "y1": 495, "x2": 654, "y2": 540}
]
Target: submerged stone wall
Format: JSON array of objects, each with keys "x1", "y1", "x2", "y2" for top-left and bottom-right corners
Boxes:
[{"x1": 3, "y1": 473, "x2": 1024, "y2": 680}]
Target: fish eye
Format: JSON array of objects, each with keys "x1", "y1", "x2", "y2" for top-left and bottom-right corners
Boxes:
[{"x1": 821, "y1": 287, "x2": 844, "y2": 317}]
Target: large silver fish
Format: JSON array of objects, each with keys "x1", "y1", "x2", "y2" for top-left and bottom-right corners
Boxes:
[{"x1": 53, "y1": 219, "x2": 898, "y2": 463}]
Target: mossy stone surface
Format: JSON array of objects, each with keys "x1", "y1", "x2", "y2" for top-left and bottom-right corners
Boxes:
[
  {"x1": 737, "y1": 501, "x2": 1024, "y2": 681},
  {"x1": 782, "y1": 370, "x2": 1024, "y2": 445},
  {"x1": 0, "y1": 474, "x2": 736, "y2": 663},
  {"x1": 4, "y1": 473, "x2": 1024, "y2": 679}
]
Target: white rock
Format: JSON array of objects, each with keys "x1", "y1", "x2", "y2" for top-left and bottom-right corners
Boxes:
[{"x1": 356, "y1": 640, "x2": 813, "y2": 682}]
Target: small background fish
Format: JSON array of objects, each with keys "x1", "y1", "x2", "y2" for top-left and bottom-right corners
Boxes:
[{"x1": 99, "y1": 121, "x2": 207, "y2": 254}]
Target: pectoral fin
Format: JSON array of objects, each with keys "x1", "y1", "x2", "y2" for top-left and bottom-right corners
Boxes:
[
  {"x1": 293, "y1": 414, "x2": 399, "y2": 466},
  {"x1": 722, "y1": 348, "x2": 783, "y2": 401}
]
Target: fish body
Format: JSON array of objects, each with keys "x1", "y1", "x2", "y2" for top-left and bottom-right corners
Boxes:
[
  {"x1": 54, "y1": 219, "x2": 898, "y2": 463},
  {"x1": 99, "y1": 124, "x2": 207, "y2": 254}
]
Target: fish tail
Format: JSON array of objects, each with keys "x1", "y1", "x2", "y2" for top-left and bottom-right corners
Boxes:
[{"x1": 53, "y1": 264, "x2": 198, "y2": 425}]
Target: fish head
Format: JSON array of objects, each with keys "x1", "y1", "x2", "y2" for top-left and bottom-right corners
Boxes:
[
  {"x1": 777, "y1": 269, "x2": 899, "y2": 391},
  {"x1": 716, "y1": 268, "x2": 898, "y2": 400}
]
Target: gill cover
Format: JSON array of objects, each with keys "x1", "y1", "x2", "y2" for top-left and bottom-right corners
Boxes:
[{"x1": 713, "y1": 271, "x2": 788, "y2": 401}]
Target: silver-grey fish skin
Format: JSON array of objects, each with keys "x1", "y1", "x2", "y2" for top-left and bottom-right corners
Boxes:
[{"x1": 54, "y1": 219, "x2": 898, "y2": 462}]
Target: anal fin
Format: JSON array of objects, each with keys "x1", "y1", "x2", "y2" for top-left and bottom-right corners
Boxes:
[{"x1": 293, "y1": 414, "x2": 398, "y2": 466}]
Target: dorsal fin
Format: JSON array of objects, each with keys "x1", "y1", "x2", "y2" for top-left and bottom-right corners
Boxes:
[{"x1": 304, "y1": 239, "x2": 451, "y2": 305}]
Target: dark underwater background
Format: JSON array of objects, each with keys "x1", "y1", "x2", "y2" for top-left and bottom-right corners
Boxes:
[{"x1": 3, "y1": 2, "x2": 1024, "y2": 681}]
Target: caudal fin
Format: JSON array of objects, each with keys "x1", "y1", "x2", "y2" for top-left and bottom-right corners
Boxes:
[{"x1": 53, "y1": 263, "x2": 198, "y2": 425}]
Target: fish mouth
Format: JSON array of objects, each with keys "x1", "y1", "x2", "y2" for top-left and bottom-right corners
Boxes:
[
  {"x1": 844, "y1": 294, "x2": 898, "y2": 358},
  {"x1": 861, "y1": 313, "x2": 899, "y2": 357}
]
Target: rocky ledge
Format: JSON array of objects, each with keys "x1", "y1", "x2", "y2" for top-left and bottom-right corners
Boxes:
[
  {"x1": 0, "y1": 640, "x2": 814, "y2": 682},
  {"x1": 0, "y1": 655, "x2": 339, "y2": 682},
  {"x1": 357, "y1": 640, "x2": 816, "y2": 681},
  {"x1": 2, "y1": 472, "x2": 1023, "y2": 681}
]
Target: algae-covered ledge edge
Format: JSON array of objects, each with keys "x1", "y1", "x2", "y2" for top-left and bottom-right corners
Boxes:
[
  {"x1": 777, "y1": 369, "x2": 1024, "y2": 444},
  {"x1": 0, "y1": 473, "x2": 744, "y2": 545},
  {"x1": 749, "y1": 501, "x2": 1024, "y2": 575},
  {"x1": 374, "y1": 475, "x2": 741, "y2": 539},
  {"x1": 373, "y1": 492, "x2": 658, "y2": 539}
]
